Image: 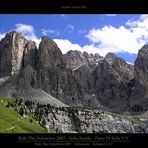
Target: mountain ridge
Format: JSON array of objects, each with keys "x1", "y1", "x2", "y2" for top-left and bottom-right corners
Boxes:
[{"x1": 0, "y1": 31, "x2": 148, "y2": 115}]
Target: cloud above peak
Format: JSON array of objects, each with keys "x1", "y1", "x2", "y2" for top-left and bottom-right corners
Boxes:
[
  {"x1": 15, "y1": 24, "x2": 34, "y2": 35},
  {"x1": 14, "y1": 23, "x2": 41, "y2": 47},
  {"x1": 85, "y1": 15, "x2": 148, "y2": 55}
]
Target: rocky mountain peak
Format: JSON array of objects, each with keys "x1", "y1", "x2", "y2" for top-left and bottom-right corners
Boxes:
[
  {"x1": 105, "y1": 52, "x2": 117, "y2": 64},
  {"x1": 37, "y1": 36, "x2": 65, "y2": 69},
  {"x1": 83, "y1": 52, "x2": 102, "y2": 65},
  {"x1": 141, "y1": 44, "x2": 148, "y2": 50},
  {"x1": 95, "y1": 53, "x2": 102, "y2": 58},
  {"x1": 0, "y1": 31, "x2": 28, "y2": 78},
  {"x1": 134, "y1": 44, "x2": 148, "y2": 83},
  {"x1": 65, "y1": 50, "x2": 87, "y2": 70},
  {"x1": 134, "y1": 45, "x2": 148, "y2": 70},
  {"x1": 40, "y1": 36, "x2": 58, "y2": 49},
  {"x1": 65, "y1": 50, "x2": 103, "y2": 71},
  {"x1": 5, "y1": 31, "x2": 23, "y2": 38},
  {"x1": 129, "y1": 44, "x2": 148, "y2": 114},
  {"x1": 25, "y1": 40, "x2": 37, "y2": 49}
]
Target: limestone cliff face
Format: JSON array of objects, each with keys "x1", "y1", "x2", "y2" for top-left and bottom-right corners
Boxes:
[
  {"x1": 83, "y1": 52, "x2": 102, "y2": 66},
  {"x1": 64, "y1": 50, "x2": 103, "y2": 108},
  {"x1": 0, "y1": 31, "x2": 27, "y2": 78},
  {"x1": 134, "y1": 45, "x2": 148, "y2": 91},
  {"x1": 35, "y1": 37, "x2": 82, "y2": 106},
  {"x1": 129, "y1": 45, "x2": 148, "y2": 114},
  {"x1": 23, "y1": 40, "x2": 37, "y2": 68},
  {"x1": 92, "y1": 53, "x2": 134, "y2": 113},
  {"x1": 64, "y1": 50, "x2": 88, "y2": 70},
  {"x1": 36, "y1": 36, "x2": 65, "y2": 69},
  {"x1": 35, "y1": 36, "x2": 66, "y2": 94},
  {"x1": 64, "y1": 50, "x2": 102, "y2": 71}
]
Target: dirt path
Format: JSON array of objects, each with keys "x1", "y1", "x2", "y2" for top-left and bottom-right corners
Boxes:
[
  {"x1": 0, "y1": 118, "x2": 20, "y2": 132},
  {"x1": 0, "y1": 126, "x2": 15, "y2": 132}
]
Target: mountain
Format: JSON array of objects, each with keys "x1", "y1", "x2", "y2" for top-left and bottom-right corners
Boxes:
[
  {"x1": 0, "y1": 31, "x2": 148, "y2": 116},
  {"x1": 0, "y1": 32, "x2": 68, "y2": 107},
  {"x1": 0, "y1": 31, "x2": 27, "y2": 77},
  {"x1": 92, "y1": 53, "x2": 134, "y2": 113},
  {"x1": 64, "y1": 50, "x2": 88, "y2": 70},
  {"x1": 129, "y1": 45, "x2": 148, "y2": 114},
  {"x1": 1, "y1": 31, "x2": 148, "y2": 133},
  {"x1": 64, "y1": 50, "x2": 103, "y2": 71}
]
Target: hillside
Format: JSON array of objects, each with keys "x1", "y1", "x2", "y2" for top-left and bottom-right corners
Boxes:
[
  {"x1": 0, "y1": 97, "x2": 147, "y2": 133},
  {"x1": 0, "y1": 97, "x2": 47, "y2": 133}
]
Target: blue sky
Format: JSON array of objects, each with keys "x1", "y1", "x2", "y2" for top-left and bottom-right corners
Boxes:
[{"x1": 0, "y1": 14, "x2": 148, "y2": 64}]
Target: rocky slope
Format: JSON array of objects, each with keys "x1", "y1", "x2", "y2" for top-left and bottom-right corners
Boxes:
[{"x1": 3, "y1": 98, "x2": 147, "y2": 133}]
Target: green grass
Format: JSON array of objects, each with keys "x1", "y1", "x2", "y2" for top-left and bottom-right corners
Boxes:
[{"x1": 0, "y1": 97, "x2": 47, "y2": 133}]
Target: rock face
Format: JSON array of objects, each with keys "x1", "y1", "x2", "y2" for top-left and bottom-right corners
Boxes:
[
  {"x1": 35, "y1": 36, "x2": 65, "y2": 94},
  {"x1": 105, "y1": 52, "x2": 134, "y2": 83},
  {"x1": 129, "y1": 45, "x2": 148, "y2": 114},
  {"x1": 64, "y1": 50, "x2": 103, "y2": 108},
  {"x1": 64, "y1": 50, "x2": 88, "y2": 70},
  {"x1": 73, "y1": 65, "x2": 100, "y2": 108},
  {"x1": 23, "y1": 40, "x2": 37, "y2": 68},
  {"x1": 92, "y1": 53, "x2": 134, "y2": 113},
  {"x1": 35, "y1": 37, "x2": 82, "y2": 106},
  {"x1": 17, "y1": 41, "x2": 38, "y2": 89},
  {"x1": 36, "y1": 36, "x2": 65, "y2": 69},
  {"x1": 83, "y1": 52, "x2": 103, "y2": 69},
  {"x1": 64, "y1": 50, "x2": 102, "y2": 71},
  {"x1": 0, "y1": 31, "x2": 27, "y2": 78},
  {"x1": 104, "y1": 52, "x2": 116, "y2": 64}
]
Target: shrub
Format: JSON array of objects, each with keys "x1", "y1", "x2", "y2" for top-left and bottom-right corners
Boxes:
[{"x1": 19, "y1": 107, "x2": 24, "y2": 116}]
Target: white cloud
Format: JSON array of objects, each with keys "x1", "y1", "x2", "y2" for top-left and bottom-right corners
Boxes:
[
  {"x1": 126, "y1": 15, "x2": 148, "y2": 29},
  {"x1": 54, "y1": 15, "x2": 148, "y2": 56},
  {"x1": 1, "y1": 15, "x2": 148, "y2": 58},
  {"x1": 54, "y1": 39, "x2": 83, "y2": 54},
  {"x1": 86, "y1": 15, "x2": 148, "y2": 55},
  {"x1": 60, "y1": 14, "x2": 66, "y2": 17},
  {"x1": 14, "y1": 24, "x2": 41, "y2": 47},
  {"x1": 126, "y1": 61, "x2": 134, "y2": 65},
  {"x1": 105, "y1": 14, "x2": 116, "y2": 17},
  {"x1": 41, "y1": 29, "x2": 60, "y2": 36},
  {"x1": 53, "y1": 14, "x2": 66, "y2": 18},
  {"x1": 54, "y1": 39, "x2": 109, "y2": 55},
  {"x1": 41, "y1": 24, "x2": 74, "y2": 37},
  {"x1": 67, "y1": 24, "x2": 74, "y2": 33},
  {"x1": 41, "y1": 29, "x2": 55, "y2": 35},
  {"x1": 0, "y1": 33, "x2": 5, "y2": 40},
  {"x1": 78, "y1": 30, "x2": 86, "y2": 34},
  {"x1": 15, "y1": 24, "x2": 34, "y2": 34}
]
